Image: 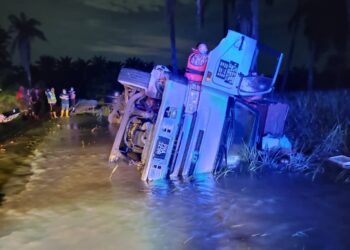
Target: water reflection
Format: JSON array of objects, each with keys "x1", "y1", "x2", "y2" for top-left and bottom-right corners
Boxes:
[{"x1": 0, "y1": 116, "x2": 350, "y2": 250}]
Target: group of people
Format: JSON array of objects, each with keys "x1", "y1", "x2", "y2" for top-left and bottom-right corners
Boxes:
[
  {"x1": 14, "y1": 43, "x2": 206, "y2": 121},
  {"x1": 45, "y1": 87, "x2": 76, "y2": 118},
  {"x1": 15, "y1": 86, "x2": 76, "y2": 119},
  {"x1": 16, "y1": 86, "x2": 43, "y2": 119}
]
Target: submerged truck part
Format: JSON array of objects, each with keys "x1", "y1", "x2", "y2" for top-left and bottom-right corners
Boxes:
[
  {"x1": 141, "y1": 76, "x2": 188, "y2": 181},
  {"x1": 109, "y1": 30, "x2": 287, "y2": 181}
]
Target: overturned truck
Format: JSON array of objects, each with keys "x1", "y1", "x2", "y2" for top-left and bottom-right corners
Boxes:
[{"x1": 109, "y1": 30, "x2": 289, "y2": 181}]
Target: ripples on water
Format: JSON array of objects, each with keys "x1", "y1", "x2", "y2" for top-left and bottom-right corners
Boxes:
[{"x1": 0, "y1": 116, "x2": 350, "y2": 250}]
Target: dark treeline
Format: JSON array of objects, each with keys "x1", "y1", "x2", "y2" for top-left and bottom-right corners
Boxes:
[
  {"x1": 0, "y1": 6, "x2": 349, "y2": 99},
  {"x1": 276, "y1": 61, "x2": 350, "y2": 91},
  {"x1": 0, "y1": 56, "x2": 155, "y2": 99},
  {"x1": 1, "y1": 54, "x2": 349, "y2": 99}
]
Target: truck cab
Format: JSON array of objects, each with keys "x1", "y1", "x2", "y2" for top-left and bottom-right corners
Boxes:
[{"x1": 109, "y1": 30, "x2": 288, "y2": 182}]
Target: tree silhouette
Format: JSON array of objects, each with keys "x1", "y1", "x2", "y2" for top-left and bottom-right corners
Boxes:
[
  {"x1": 8, "y1": 12, "x2": 47, "y2": 86},
  {"x1": 57, "y1": 56, "x2": 73, "y2": 69},
  {"x1": 125, "y1": 57, "x2": 154, "y2": 71},
  {"x1": 281, "y1": 0, "x2": 302, "y2": 91},
  {"x1": 222, "y1": 0, "x2": 229, "y2": 35},
  {"x1": 73, "y1": 58, "x2": 91, "y2": 81},
  {"x1": 287, "y1": 0, "x2": 348, "y2": 90},
  {"x1": 221, "y1": 0, "x2": 273, "y2": 71},
  {"x1": 35, "y1": 55, "x2": 57, "y2": 84},
  {"x1": 165, "y1": 0, "x2": 178, "y2": 74},
  {"x1": 73, "y1": 58, "x2": 91, "y2": 71},
  {"x1": 222, "y1": 0, "x2": 273, "y2": 39},
  {"x1": 56, "y1": 56, "x2": 75, "y2": 86},
  {"x1": 36, "y1": 55, "x2": 57, "y2": 70},
  {"x1": 0, "y1": 26, "x2": 11, "y2": 68},
  {"x1": 196, "y1": 0, "x2": 204, "y2": 29},
  {"x1": 90, "y1": 56, "x2": 107, "y2": 69},
  {"x1": 233, "y1": 0, "x2": 253, "y2": 37},
  {"x1": 72, "y1": 58, "x2": 91, "y2": 96}
]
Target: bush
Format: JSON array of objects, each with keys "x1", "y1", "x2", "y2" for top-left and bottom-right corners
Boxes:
[
  {"x1": 0, "y1": 91, "x2": 18, "y2": 113},
  {"x1": 283, "y1": 90, "x2": 350, "y2": 154}
]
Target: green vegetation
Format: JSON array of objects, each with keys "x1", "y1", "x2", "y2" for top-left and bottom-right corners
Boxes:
[
  {"x1": 0, "y1": 91, "x2": 17, "y2": 113},
  {"x1": 0, "y1": 120, "x2": 47, "y2": 201},
  {"x1": 216, "y1": 90, "x2": 350, "y2": 181}
]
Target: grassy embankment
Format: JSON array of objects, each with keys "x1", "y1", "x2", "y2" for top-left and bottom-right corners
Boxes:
[
  {"x1": 0, "y1": 90, "x2": 17, "y2": 114},
  {"x1": 218, "y1": 90, "x2": 350, "y2": 181},
  {"x1": 0, "y1": 90, "x2": 47, "y2": 201}
]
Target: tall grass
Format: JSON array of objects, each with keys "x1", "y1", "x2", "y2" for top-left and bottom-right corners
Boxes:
[
  {"x1": 216, "y1": 90, "x2": 350, "y2": 179},
  {"x1": 284, "y1": 90, "x2": 349, "y2": 178},
  {"x1": 284, "y1": 90, "x2": 350, "y2": 155}
]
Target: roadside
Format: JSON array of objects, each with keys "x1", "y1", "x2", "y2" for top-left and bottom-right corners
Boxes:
[
  {"x1": 0, "y1": 115, "x2": 112, "y2": 205},
  {"x1": 0, "y1": 118, "x2": 52, "y2": 203},
  {"x1": 0, "y1": 90, "x2": 17, "y2": 114}
]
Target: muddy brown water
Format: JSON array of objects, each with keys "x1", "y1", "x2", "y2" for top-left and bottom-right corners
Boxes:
[{"x1": 0, "y1": 116, "x2": 349, "y2": 250}]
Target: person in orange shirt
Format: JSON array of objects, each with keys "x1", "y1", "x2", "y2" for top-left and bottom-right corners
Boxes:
[
  {"x1": 16, "y1": 86, "x2": 26, "y2": 112},
  {"x1": 184, "y1": 42, "x2": 209, "y2": 84}
]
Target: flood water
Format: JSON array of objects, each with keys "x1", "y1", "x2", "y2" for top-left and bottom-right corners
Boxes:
[{"x1": 0, "y1": 116, "x2": 350, "y2": 250}]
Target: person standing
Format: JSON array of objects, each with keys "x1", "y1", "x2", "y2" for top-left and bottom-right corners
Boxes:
[
  {"x1": 45, "y1": 88, "x2": 57, "y2": 118},
  {"x1": 31, "y1": 88, "x2": 41, "y2": 120},
  {"x1": 16, "y1": 86, "x2": 26, "y2": 112},
  {"x1": 184, "y1": 42, "x2": 209, "y2": 112},
  {"x1": 24, "y1": 88, "x2": 31, "y2": 117},
  {"x1": 184, "y1": 42, "x2": 209, "y2": 85},
  {"x1": 68, "y1": 87, "x2": 76, "y2": 111},
  {"x1": 59, "y1": 89, "x2": 70, "y2": 118}
]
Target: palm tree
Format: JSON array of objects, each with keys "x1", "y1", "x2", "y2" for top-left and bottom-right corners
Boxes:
[
  {"x1": 196, "y1": 0, "x2": 204, "y2": 29},
  {"x1": 72, "y1": 58, "x2": 91, "y2": 97},
  {"x1": 165, "y1": 0, "x2": 178, "y2": 74},
  {"x1": 251, "y1": 0, "x2": 259, "y2": 39},
  {"x1": 222, "y1": 0, "x2": 273, "y2": 39},
  {"x1": 225, "y1": 0, "x2": 273, "y2": 71},
  {"x1": 73, "y1": 58, "x2": 91, "y2": 83},
  {"x1": 56, "y1": 56, "x2": 73, "y2": 72},
  {"x1": 73, "y1": 58, "x2": 91, "y2": 70},
  {"x1": 56, "y1": 56, "x2": 74, "y2": 85},
  {"x1": 222, "y1": 0, "x2": 231, "y2": 36},
  {"x1": 281, "y1": 0, "x2": 302, "y2": 92},
  {"x1": 233, "y1": 0, "x2": 253, "y2": 36},
  {"x1": 91, "y1": 56, "x2": 107, "y2": 68},
  {"x1": 35, "y1": 55, "x2": 57, "y2": 84},
  {"x1": 8, "y1": 12, "x2": 46, "y2": 86},
  {"x1": 124, "y1": 57, "x2": 153, "y2": 71}
]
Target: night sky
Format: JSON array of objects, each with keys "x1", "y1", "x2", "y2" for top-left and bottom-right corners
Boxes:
[{"x1": 0, "y1": 0, "x2": 308, "y2": 69}]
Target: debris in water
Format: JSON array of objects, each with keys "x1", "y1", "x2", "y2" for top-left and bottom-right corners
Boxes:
[
  {"x1": 292, "y1": 228, "x2": 314, "y2": 238},
  {"x1": 109, "y1": 164, "x2": 119, "y2": 181},
  {"x1": 328, "y1": 155, "x2": 350, "y2": 169},
  {"x1": 230, "y1": 224, "x2": 245, "y2": 228},
  {"x1": 183, "y1": 236, "x2": 194, "y2": 245},
  {"x1": 91, "y1": 126, "x2": 98, "y2": 133},
  {"x1": 251, "y1": 233, "x2": 269, "y2": 237}
]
